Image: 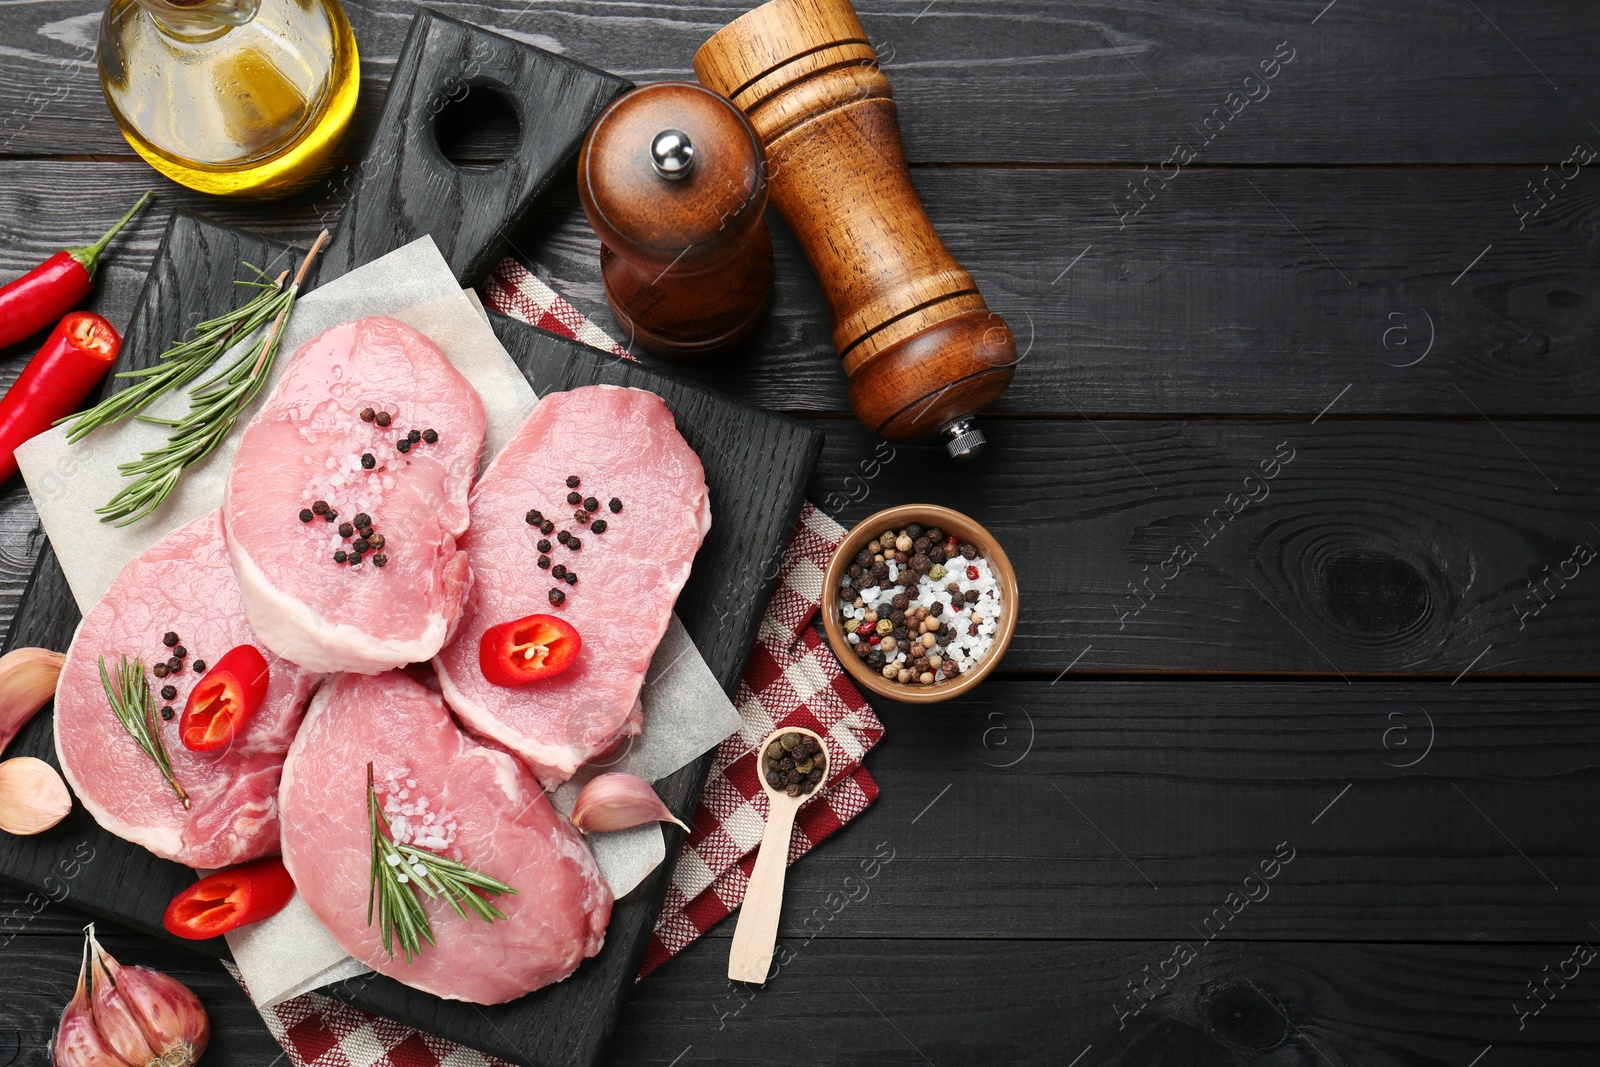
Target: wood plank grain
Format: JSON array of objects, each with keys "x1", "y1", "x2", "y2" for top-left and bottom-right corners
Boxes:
[
  {"x1": 812, "y1": 417, "x2": 1600, "y2": 674},
  {"x1": 1, "y1": 0, "x2": 1596, "y2": 165},
  {"x1": 614, "y1": 938, "x2": 1600, "y2": 1067},
  {"x1": 5, "y1": 163, "x2": 1600, "y2": 416},
  {"x1": 753, "y1": 680, "x2": 1600, "y2": 942}
]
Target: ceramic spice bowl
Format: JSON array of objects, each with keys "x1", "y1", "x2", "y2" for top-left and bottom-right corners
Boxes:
[{"x1": 821, "y1": 504, "x2": 1018, "y2": 704}]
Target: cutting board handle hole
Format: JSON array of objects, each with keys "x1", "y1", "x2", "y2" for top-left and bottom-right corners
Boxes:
[{"x1": 434, "y1": 84, "x2": 522, "y2": 170}]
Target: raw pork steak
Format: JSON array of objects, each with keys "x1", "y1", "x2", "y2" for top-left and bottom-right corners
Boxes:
[
  {"x1": 279, "y1": 671, "x2": 611, "y2": 1003},
  {"x1": 224, "y1": 316, "x2": 485, "y2": 674},
  {"x1": 55, "y1": 511, "x2": 319, "y2": 869},
  {"x1": 435, "y1": 386, "x2": 710, "y2": 787}
]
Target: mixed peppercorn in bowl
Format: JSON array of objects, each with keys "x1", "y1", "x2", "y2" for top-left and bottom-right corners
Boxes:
[{"x1": 821, "y1": 505, "x2": 1017, "y2": 704}]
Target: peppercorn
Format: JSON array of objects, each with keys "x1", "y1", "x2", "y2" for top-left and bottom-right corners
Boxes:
[
  {"x1": 354, "y1": 513, "x2": 371, "y2": 529},
  {"x1": 930, "y1": 563, "x2": 946, "y2": 580},
  {"x1": 526, "y1": 510, "x2": 543, "y2": 526},
  {"x1": 552, "y1": 564, "x2": 568, "y2": 579},
  {"x1": 947, "y1": 582, "x2": 962, "y2": 596},
  {"x1": 160, "y1": 685, "x2": 177, "y2": 701},
  {"x1": 540, "y1": 520, "x2": 555, "y2": 536},
  {"x1": 161, "y1": 706, "x2": 175, "y2": 721},
  {"x1": 609, "y1": 498, "x2": 623, "y2": 513},
  {"x1": 312, "y1": 500, "x2": 329, "y2": 515},
  {"x1": 300, "y1": 509, "x2": 314, "y2": 523},
  {"x1": 591, "y1": 519, "x2": 607, "y2": 534},
  {"x1": 891, "y1": 593, "x2": 909, "y2": 610},
  {"x1": 191, "y1": 660, "x2": 205, "y2": 673},
  {"x1": 855, "y1": 549, "x2": 873, "y2": 567},
  {"x1": 567, "y1": 475, "x2": 581, "y2": 488},
  {"x1": 914, "y1": 536, "x2": 932, "y2": 554},
  {"x1": 334, "y1": 550, "x2": 347, "y2": 563},
  {"x1": 349, "y1": 553, "x2": 362, "y2": 566},
  {"x1": 567, "y1": 491, "x2": 582, "y2": 505},
  {"x1": 890, "y1": 609, "x2": 906, "y2": 625},
  {"x1": 906, "y1": 523, "x2": 924, "y2": 539},
  {"x1": 929, "y1": 547, "x2": 947, "y2": 565},
  {"x1": 549, "y1": 588, "x2": 566, "y2": 606},
  {"x1": 960, "y1": 542, "x2": 977, "y2": 560},
  {"x1": 375, "y1": 411, "x2": 392, "y2": 427},
  {"x1": 325, "y1": 509, "x2": 337, "y2": 522},
  {"x1": 397, "y1": 438, "x2": 412, "y2": 454},
  {"x1": 557, "y1": 530, "x2": 571, "y2": 545},
  {"x1": 373, "y1": 554, "x2": 388, "y2": 567},
  {"x1": 339, "y1": 522, "x2": 354, "y2": 538},
  {"x1": 167, "y1": 657, "x2": 183, "y2": 673},
  {"x1": 911, "y1": 553, "x2": 932, "y2": 573},
  {"x1": 965, "y1": 589, "x2": 981, "y2": 604},
  {"x1": 565, "y1": 572, "x2": 578, "y2": 585},
  {"x1": 574, "y1": 510, "x2": 590, "y2": 524},
  {"x1": 407, "y1": 429, "x2": 421, "y2": 444},
  {"x1": 930, "y1": 601, "x2": 944, "y2": 617},
  {"x1": 163, "y1": 632, "x2": 180, "y2": 647},
  {"x1": 568, "y1": 537, "x2": 581, "y2": 552},
  {"x1": 368, "y1": 534, "x2": 385, "y2": 550},
  {"x1": 360, "y1": 407, "x2": 376, "y2": 423},
  {"x1": 353, "y1": 538, "x2": 370, "y2": 553},
  {"x1": 583, "y1": 496, "x2": 599, "y2": 512},
  {"x1": 537, "y1": 539, "x2": 552, "y2": 553},
  {"x1": 422, "y1": 428, "x2": 438, "y2": 444},
  {"x1": 849, "y1": 564, "x2": 863, "y2": 579},
  {"x1": 153, "y1": 663, "x2": 168, "y2": 678},
  {"x1": 361, "y1": 453, "x2": 376, "y2": 470},
  {"x1": 538, "y1": 555, "x2": 551, "y2": 569},
  {"x1": 866, "y1": 650, "x2": 886, "y2": 669},
  {"x1": 872, "y1": 561, "x2": 889, "y2": 579},
  {"x1": 926, "y1": 526, "x2": 944, "y2": 543},
  {"x1": 172, "y1": 645, "x2": 186, "y2": 659}
]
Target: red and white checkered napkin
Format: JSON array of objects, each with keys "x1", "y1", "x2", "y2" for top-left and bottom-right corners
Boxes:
[{"x1": 242, "y1": 259, "x2": 883, "y2": 1066}]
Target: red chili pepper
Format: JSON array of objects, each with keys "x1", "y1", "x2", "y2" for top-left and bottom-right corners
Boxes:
[
  {"x1": 0, "y1": 192, "x2": 151, "y2": 351},
  {"x1": 480, "y1": 613, "x2": 581, "y2": 686},
  {"x1": 162, "y1": 857, "x2": 295, "y2": 939},
  {"x1": 180, "y1": 644, "x2": 270, "y2": 752},
  {"x1": 0, "y1": 312, "x2": 120, "y2": 482},
  {"x1": 967, "y1": 565, "x2": 979, "y2": 580}
]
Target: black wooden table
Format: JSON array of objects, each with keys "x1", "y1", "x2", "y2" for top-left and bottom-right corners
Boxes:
[{"x1": 3, "y1": 2, "x2": 1599, "y2": 1064}]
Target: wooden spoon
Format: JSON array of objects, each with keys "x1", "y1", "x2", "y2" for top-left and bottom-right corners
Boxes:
[{"x1": 727, "y1": 726, "x2": 830, "y2": 984}]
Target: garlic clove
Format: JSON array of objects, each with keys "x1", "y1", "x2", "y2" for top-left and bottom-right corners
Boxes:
[
  {"x1": 0, "y1": 647, "x2": 64, "y2": 757},
  {"x1": 569, "y1": 772, "x2": 690, "y2": 834},
  {"x1": 53, "y1": 936, "x2": 129, "y2": 1067},
  {"x1": 55, "y1": 925, "x2": 209, "y2": 1067},
  {"x1": 0, "y1": 756, "x2": 72, "y2": 835}
]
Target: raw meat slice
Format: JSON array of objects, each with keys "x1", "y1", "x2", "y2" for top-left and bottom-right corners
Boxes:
[
  {"x1": 223, "y1": 316, "x2": 486, "y2": 674},
  {"x1": 434, "y1": 386, "x2": 710, "y2": 788},
  {"x1": 54, "y1": 511, "x2": 320, "y2": 869},
  {"x1": 279, "y1": 671, "x2": 611, "y2": 1003}
]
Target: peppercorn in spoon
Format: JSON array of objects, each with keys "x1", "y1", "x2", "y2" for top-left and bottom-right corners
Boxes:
[{"x1": 728, "y1": 726, "x2": 830, "y2": 983}]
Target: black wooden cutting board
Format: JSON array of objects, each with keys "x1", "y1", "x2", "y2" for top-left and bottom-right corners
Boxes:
[{"x1": 0, "y1": 13, "x2": 822, "y2": 1067}]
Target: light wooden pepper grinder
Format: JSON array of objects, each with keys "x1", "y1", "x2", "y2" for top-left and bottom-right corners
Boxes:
[
  {"x1": 577, "y1": 81, "x2": 774, "y2": 359},
  {"x1": 695, "y1": 0, "x2": 1016, "y2": 458}
]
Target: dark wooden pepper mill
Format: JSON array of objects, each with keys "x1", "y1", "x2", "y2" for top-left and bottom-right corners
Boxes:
[
  {"x1": 577, "y1": 81, "x2": 774, "y2": 359},
  {"x1": 695, "y1": 0, "x2": 1016, "y2": 458}
]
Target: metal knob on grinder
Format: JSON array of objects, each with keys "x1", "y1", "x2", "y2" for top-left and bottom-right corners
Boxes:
[
  {"x1": 577, "y1": 82, "x2": 773, "y2": 360},
  {"x1": 695, "y1": 0, "x2": 1017, "y2": 458}
]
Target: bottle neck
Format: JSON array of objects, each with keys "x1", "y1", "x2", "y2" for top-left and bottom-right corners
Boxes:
[{"x1": 135, "y1": 0, "x2": 259, "y2": 40}]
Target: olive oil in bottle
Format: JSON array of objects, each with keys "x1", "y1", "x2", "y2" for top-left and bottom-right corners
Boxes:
[{"x1": 98, "y1": 0, "x2": 359, "y2": 197}]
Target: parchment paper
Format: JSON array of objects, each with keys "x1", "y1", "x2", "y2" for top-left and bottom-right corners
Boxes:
[{"x1": 17, "y1": 238, "x2": 741, "y2": 1008}]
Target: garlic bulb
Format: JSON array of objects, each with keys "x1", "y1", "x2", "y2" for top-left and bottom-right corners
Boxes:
[
  {"x1": 569, "y1": 772, "x2": 690, "y2": 834},
  {"x1": 0, "y1": 756, "x2": 71, "y2": 835},
  {"x1": 53, "y1": 924, "x2": 209, "y2": 1067},
  {"x1": 0, "y1": 647, "x2": 65, "y2": 756}
]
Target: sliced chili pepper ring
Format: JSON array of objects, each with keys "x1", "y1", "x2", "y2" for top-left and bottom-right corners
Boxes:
[
  {"x1": 179, "y1": 644, "x2": 270, "y2": 753},
  {"x1": 479, "y1": 613, "x2": 582, "y2": 687}
]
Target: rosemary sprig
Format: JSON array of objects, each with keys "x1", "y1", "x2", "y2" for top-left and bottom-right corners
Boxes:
[
  {"x1": 92, "y1": 230, "x2": 330, "y2": 526},
  {"x1": 61, "y1": 267, "x2": 298, "y2": 444},
  {"x1": 98, "y1": 654, "x2": 189, "y2": 810},
  {"x1": 366, "y1": 763, "x2": 517, "y2": 963}
]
